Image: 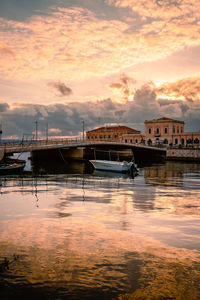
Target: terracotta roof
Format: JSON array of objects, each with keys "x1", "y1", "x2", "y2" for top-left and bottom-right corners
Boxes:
[
  {"x1": 87, "y1": 125, "x2": 140, "y2": 133},
  {"x1": 145, "y1": 117, "x2": 184, "y2": 123},
  {"x1": 157, "y1": 117, "x2": 173, "y2": 121}
]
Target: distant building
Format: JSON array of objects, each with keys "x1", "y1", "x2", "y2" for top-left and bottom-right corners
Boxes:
[
  {"x1": 145, "y1": 117, "x2": 185, "y2": 145},
  {"x1": 86, "y1": 125, "x2": 140, "y2": 142},
  {"x1": 144, "y1": 117, "x2": 200, "y2": 146},
  {"x1": 86, "y1": 117, "x2": 200, "y2": 147}
]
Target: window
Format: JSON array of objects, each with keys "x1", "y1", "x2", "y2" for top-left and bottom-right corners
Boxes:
[
  {"x1": 95, "y1": 136, "x2": 97, "y2": 139},
  {"x1": 173, "y1": 126, "x2": 175, "y2": 133},
  {"x1": 181, "y1": 127, "x2": 183, "y2": 133},
  {"x1": 165, "y1": 128, "x2": 167, "y2": 134},
  {"x1": 175, "y1": 138, "x2": 178, "y2": 144},
  {"x1": 156, "y1": 128, "x2": 159, "y2": 134},
  {"x1": 135, "y1": 139, "x2": 138, "y2": 143},
  {"x1": 177, "y1": 127, "x2": 179, "y2": 133},
  {"x1": 104, "y1": 135, "x2": 106, "y2": 139},
  {"x1": 125, "y1": 139, "x2": 127, "y2": 143},
  {"x1": 87, "y1": 136, "x2": 90, "y2": 140},
  {"x1": 163, "y1": 139, "x2": 168, "y2": 144},
  {"x1": 100, "y1": 135, "x2": 102, "y2": 139},
  {"x1": 91, "y1": 136, "x2": 93, "y2": 139},
  {"x1": 130, "y1": 139, "x2": 133, "y2": 143},
  {"x1": 148, "y1": 128, "x2": 151, "y2": 134}
]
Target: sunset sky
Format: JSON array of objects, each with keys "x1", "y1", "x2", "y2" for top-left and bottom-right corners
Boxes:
[{"x1": 0, "y1": 0, "x2": 200, "y2": 138}]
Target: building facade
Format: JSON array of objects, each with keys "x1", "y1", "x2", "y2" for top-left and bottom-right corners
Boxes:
[
  {"x1": 144, "y1": 117, "x2": 185, "y2": 145},
  {"x1": 86, "y1": 118, "x2": 200, "y2": 147},
  {"x1": 86, "y1": 126, "x2": 140, "y2": 142}
]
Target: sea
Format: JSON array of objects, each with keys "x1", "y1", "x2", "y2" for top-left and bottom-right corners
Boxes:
[{"x1": 0, "y1": 152, "x2": 200, "y2": 299}]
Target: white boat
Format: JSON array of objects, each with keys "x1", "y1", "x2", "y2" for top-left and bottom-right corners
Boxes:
[{"x1": 89, "y1": 159, "x2": 138, "y2": 174}]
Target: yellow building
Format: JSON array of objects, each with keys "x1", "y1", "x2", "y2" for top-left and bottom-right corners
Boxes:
[
  {"x1": 86, "y1": 125, "x2": 140, "y2": 142},
  {"x1": 144, "y1": 117, "x2": 200, "y2": 146},
  {"x1": 145, "y1": 117, "x2": 185, "y2": 145},
  {"x1": 86, "y1": 118, "x2": 200, "y2": 147}
]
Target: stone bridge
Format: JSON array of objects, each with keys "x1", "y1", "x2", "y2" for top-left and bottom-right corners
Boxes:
[{"x1": 0, "y1": 138, "x2": 166, "y2": 163}]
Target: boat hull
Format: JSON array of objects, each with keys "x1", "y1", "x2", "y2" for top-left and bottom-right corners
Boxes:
[
  {"x1": 89, "y1": 160, "x2": 137, "y2": 173},
  {"x1": 0, "y1": 163, "x2": 25, "y2": 175}
]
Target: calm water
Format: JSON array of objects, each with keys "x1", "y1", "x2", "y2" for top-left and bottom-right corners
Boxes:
[{"x1": 0, "y1": 159, "x2": 200, "y2": 299}]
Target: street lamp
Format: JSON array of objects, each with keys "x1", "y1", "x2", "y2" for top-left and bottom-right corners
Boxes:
[
  {"x1": 82, "y1": 120, "x2": 85, "y2": 141},
  {"x1": 0, "y1": 124, "x2": 2, "y2": 143},
  {"x1": 46, "y1": 123, "x2": 48, "y2": 143},
  {"x1": 35, "y1": 121, "x2": 38, "y2": 141}
]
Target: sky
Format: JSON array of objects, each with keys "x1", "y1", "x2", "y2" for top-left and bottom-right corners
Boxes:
[{"x1": 0, "y1": 0, "x2": 200, "y2": 138}]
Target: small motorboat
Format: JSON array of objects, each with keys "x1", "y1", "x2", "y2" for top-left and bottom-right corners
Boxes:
[
  {"x1": 0, "y1": 161, "x2": 26, "y2": 175},
  {"x1": 89, "y1": 159, "x2": 138, "y2": 174}
]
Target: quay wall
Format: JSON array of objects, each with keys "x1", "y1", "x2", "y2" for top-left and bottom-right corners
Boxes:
[{"x1": 166, "y1": 148, "x2": 200, "y2": 162}]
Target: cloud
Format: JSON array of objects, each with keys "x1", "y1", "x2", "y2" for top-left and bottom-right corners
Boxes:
[
  {"x1": 1, "y1": 80, "x2": 200, "y2": 138},
  {"x1": 107, "y1": 0, "x2": 200, "y2": 21},
  {"x1": 48, "y1": 81, "x2": 73, "y2": 97},
  {"x1": 156, "y1": 77, "x2": 200, "y2": 101},
  {"x1": 0, "y1": 45, "x2": 15, "y2": 56},
  {"x1": 0, "y1": 102, "x2": 9, "y2": 112},
  {"x1": 109, "y1": 73, "x2": 137, "y2": 100},
  {"x1": 1, "y1": 1, "x2": 199, "y2": 85}
]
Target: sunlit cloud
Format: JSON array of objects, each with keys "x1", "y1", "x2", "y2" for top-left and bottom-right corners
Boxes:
[
  {"x1": 156, "y1": 77, "x2": 200, "y2": 101},
  {"x1": 109, "y1": 73, "x2": 137, "y2": 101},
  {"x1": 1, "y1": 1, "x2": 199, "y2": 85}
]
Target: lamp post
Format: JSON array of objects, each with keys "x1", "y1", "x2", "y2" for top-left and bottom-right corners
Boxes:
[
  {"x1": 46, "y1": 123, "x2": 48, "y2": 143},
  {"x1": 0, "y1": 124, "x2": 2, "y2": 143},
  {"x1": 35, "y1": 121, "x2": 38, "y2": 141},
  {"x1": 82, "y1": 120, "x2": 85, "y2": 141}
]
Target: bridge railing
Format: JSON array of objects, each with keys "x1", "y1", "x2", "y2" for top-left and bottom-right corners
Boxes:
[{"x1": 0, "y1": 138, "x2": 169, "y2": 154}]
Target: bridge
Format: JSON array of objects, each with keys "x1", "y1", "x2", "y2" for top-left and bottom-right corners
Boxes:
[{"x1": 0, "y1": 138, "x2": 166, "y2": 163}]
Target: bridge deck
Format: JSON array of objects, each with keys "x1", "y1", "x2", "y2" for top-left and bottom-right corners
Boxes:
[{"x1": 0, "y1": 139, "x2": 166, "y2": 155}]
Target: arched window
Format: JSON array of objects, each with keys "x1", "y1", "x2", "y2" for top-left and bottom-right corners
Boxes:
[
  {"x1": 175, "y1": 138, "x2": 178, "y2": 144},
  {"x1": 194, "y1": 138, "x2": 199, "y2": 144},
  {"x1": 181, "y1": 138, "x2": 185, "y2": 145},
  {"x1": 163, "y1": 139, "x2": 168, "y2": 144},
  {"x1": 147, "y1": 139, "x2": 152, "y2": 145}
]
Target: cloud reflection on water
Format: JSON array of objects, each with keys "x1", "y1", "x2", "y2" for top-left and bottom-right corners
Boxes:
[{"x1": 0, "y1": 162, "x2": 200, "y2": 298}]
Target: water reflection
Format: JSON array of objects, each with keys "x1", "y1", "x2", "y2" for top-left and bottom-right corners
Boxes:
[{"x1": 0, "y1": 162, "x2": 200, "y2": 299}]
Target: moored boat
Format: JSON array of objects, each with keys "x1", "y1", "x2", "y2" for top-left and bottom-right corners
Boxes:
[
  {"x1": 0, "y1": 161, "x2": 26, "y2": 175},
  {"x1": 89, "y1": 159, "x2": 138, "y2": 174}
]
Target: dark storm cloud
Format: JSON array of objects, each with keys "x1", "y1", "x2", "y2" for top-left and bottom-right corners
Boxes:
[{"x1": 48, "y1": 82, "x2": 73, "y2": 97}]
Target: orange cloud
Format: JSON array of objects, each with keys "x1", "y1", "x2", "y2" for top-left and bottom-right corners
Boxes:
[
  {"x1": 0, "y1": 2, "x2": 199, "y2": 86},
  {"x1": 109, "y1": 73, "x2": 137, "y2": 100},
  {"x1": 157, "y1": 77, "x2": 200, "y2": 101}
]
